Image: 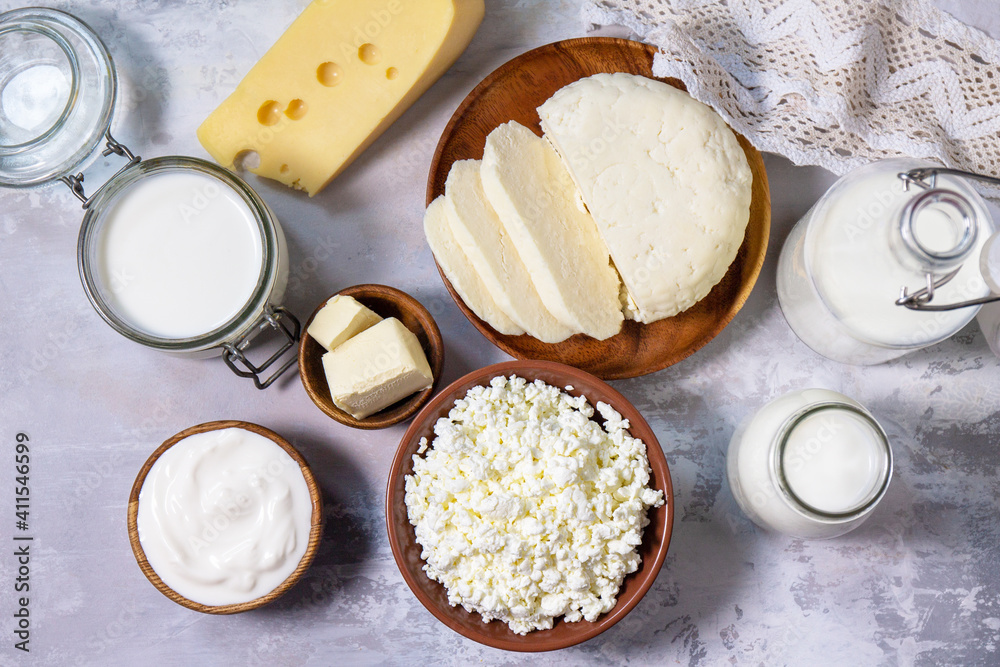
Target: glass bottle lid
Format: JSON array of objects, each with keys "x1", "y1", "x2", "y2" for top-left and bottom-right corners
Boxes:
[{"x1": 0, "y1": 7, "x2": 116, "y2": 187}]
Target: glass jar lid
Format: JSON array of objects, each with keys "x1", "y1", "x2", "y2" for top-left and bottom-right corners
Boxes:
[{"x1": 0, "y1": 7, "x2": 116, "y2": 187}]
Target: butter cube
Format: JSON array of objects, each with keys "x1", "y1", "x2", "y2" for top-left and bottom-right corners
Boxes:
[
  {"x1": 197, "y1": 0, "x2": 485, "y2": 196},
  {"x1": 322, "y1": 318, "x2": 433, "y2": 419},
  {"x1": 307, "y1": 295, "x2": 381, "y2": 352}
]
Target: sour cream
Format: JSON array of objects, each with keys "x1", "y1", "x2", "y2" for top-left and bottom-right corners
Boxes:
[{"x1": 136, "y1": 427, "x2": 313, "y2": 607}]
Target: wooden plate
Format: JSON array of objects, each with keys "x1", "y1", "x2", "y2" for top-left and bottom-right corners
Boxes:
[
  {"x1": 426, "y1": 37, "x2": 771, "y2": 380},
  {"x1": 298, "y1": 284, "x2": 445, "y2": 430},
  {"x1": 127, "y1": 420, "x2": 324, "y2": 614}
]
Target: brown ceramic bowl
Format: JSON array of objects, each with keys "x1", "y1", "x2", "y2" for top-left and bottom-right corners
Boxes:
[
  {"x1": 386, "y1": 361, "x2": 674, "y2": 651},
  {"x1": 299, "y1": 284, "x2": 445, "y2": 430},
  {"x1": 127, "y1": 420, "x2": 324, "y2": 614}
]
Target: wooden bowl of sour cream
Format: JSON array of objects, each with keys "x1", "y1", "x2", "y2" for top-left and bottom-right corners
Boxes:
[{"x1": 127, "y1": 421, "x2": 323, "y2": 614}]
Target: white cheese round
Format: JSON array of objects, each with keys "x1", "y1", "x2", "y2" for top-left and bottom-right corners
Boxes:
[
  {"x1": 404, "y1": 375, "x2": 664, "y2": 635},
  {"x1": 538, "y1": 73, "x2": 753, "y2": 322}
]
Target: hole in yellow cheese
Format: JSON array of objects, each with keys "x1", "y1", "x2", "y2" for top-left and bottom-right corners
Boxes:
[
  {"x1": 257, "y1": 100, "x2": 281, "y2": 126},
  {"x1": 317, "y1": 62, "x2": 343, "y2": 87},
  {"x1": 285, "y1": 99, "x2": 308, "y2": 120},
  {"x1": 386, "y1": 67, "x2": 399, "y2": 80},
  {"x1": 234, "y1": 149, "x2": 261, "y2": 171},
  {"x1": 358, "y1": 43, "x2": 381, "y2": 65}
]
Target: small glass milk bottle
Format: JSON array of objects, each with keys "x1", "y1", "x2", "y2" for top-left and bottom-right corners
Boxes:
[
  {"x1": 727, "y1": 389, "x2": 893, "y2": 539},
  {"x1": 777, "y1": 158, "x2": 1000, "y2": 365}
]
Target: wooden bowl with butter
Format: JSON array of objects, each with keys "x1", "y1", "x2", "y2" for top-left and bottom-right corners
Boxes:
[{"x1": 299, "y1": 284, "x2": 445, "y2": 429}]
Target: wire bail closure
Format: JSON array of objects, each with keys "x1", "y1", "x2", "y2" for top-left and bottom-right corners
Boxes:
[
  {"x1": 895, "y1": 166, "x2": 1000, "y2": 312},
  {"x1": 223, "y1": 306, "x2": 301, "y2": 390},
  {"x1": 59, "y1": 130, "x2": 140, "y2": 208}
]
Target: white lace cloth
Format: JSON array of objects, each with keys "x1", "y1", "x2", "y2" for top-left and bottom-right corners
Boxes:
[{"x1": 583, "y1": 0, "x2": 1000, "y2": 197}]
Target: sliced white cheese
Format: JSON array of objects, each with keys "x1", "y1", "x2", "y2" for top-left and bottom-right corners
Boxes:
[
  {"x1": 322, "y1": 317, "x2": 433, "y2": 419},
  {"x1": 423, "y1": 196, "x2": 524, "y2": 336},
  {"x1": 480, "y1": 121, "x2": 623, "y2": 340},
  {"x1": 444, "y1": 160, "x2": 574, "y2": 344},
  {"x1": 307, "y1": 294, "x2": 381, "y2": 352},
  {"x1": 538, "y1": 73, "x2": 753, "y2": 322}
]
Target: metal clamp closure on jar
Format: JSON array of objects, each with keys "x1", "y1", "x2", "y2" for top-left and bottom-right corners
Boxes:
[
  {"x1": 60, "y1": 130, "x2": 140, "y2": 207},
  {"x1": 896, "y1": 166, "x2": 1000, "y2": 312},
  {"x1": 224, "y1": 306, "x2": 301, "y2": 390}
]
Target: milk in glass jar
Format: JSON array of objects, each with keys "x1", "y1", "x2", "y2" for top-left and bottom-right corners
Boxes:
[{"x1": 0, "y1": 8, "x2": 298, "y2": 388}]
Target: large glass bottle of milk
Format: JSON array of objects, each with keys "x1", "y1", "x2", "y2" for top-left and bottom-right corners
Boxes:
[{"x1": 777, "y1": 158, "x2": 995, "y2": 365}]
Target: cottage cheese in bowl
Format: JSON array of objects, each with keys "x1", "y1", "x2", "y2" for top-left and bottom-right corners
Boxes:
[{"x1": 404, "y1": 375, "x2": 664, "y2": 635}]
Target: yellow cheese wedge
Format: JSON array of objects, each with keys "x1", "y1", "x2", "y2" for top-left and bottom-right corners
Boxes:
[{"x1": 197, "y1": 0, "x2": 485, "y2": 196}]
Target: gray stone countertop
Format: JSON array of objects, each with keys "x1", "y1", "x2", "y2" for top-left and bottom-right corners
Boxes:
[{"x1": 0, "y1": 0, "x2": 997, "y2": 665}]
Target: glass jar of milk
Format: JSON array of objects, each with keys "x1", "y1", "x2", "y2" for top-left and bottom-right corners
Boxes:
[
  {"x1": 777, "y1": 158, "x2": 997, "y2": 365},
  {"x1": 0, "y1": 8, "x2": 298, "y2": 388},
  {"x1": 727, "y1": 389, "x2": 892, "y2": 539}
]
